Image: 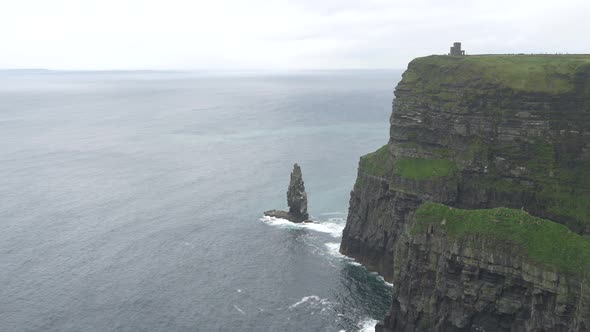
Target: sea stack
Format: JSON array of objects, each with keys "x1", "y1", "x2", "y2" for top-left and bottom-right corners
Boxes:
[{"x1": 264, "y1": 163, "x2": 310, "y2": 223}]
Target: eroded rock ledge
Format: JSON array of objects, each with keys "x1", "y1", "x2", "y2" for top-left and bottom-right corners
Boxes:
[{"x1": 340, "y1": 55, "x2": 590, "y2": 331}]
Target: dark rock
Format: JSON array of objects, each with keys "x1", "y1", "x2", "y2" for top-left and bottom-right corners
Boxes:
[
  {"x1": 264, "y1": 163, "x2": 310, "y2": 223},
  {"x1": 262, "y1": 210, "x2": 293, "y2": 220},
  {"x1": 340, "y1": 55, "x2": 590, "y2": 331},
  {"x1": 287, "y1": 164, "x2": 308, "y2": 220},
  {"x1": 388, "y1": 218, "x2": 590, "y2": 331},
  {"x1": 375, "y1": 321, "x2": 394, "y2": 332}
]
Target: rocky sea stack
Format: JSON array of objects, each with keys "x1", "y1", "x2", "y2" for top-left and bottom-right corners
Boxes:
[
  {"x1": 340, "y1": 55, "x2": 590, "y2": 331},
  {"x1": 265, "y1": 163, "x2": 310, "y2": 223}
]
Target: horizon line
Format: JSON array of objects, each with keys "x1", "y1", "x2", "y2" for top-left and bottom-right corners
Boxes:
[{"x1": 0, "y1": 67, "x2": 404, "y2": 73}]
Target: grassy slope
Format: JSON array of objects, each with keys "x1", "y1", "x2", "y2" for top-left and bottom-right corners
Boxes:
[
  {"x1": 395, "y1": 158, "x2": 457, "y2": 180},
  {"x1": 470, "y1": 139, "x2": 590, "y2": 227},
  {"x1": 403, "y1": 54, "x2": 590, "y2": 94},
  {"x1": 399, "y1": 54, "x2": 590, "y2": 228},
  {"x1": 413, "y1": 202, "x2": 590, "y2": 277},
  {"x1": 356, "y1": 55, "x2": 590, "y2": 233},
  {"x1": 358, "y1": 145, "x2": 457, "y2": 181},
  {"x1": 358, "y1": 145, "x2": 395, "y2": 179}
]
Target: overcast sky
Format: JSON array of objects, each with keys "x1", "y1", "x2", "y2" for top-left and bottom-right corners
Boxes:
[{"x1": 1, "y1": 0, "x2": 588, "y2": 70}]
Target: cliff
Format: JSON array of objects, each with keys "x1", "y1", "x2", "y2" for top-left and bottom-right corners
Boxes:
[
  {"x1": 384, "y1": 203, "x2": 590, "y2": 331},
  {"x1": 339, "y1": 55, "x2": 590, "y2": 331}
]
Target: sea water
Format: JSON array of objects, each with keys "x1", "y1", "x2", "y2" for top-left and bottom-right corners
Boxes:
[{"x1": 0, "y1": 69, "x2": 401, "y2": 331}]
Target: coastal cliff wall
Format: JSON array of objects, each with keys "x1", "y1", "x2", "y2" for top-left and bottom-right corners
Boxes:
[
  {"x1": 385, "y1": 203, "x2": 590, "y2": 331},
  {"x1": 339, "y1": 55, "x2": 590, "y2": 331}
]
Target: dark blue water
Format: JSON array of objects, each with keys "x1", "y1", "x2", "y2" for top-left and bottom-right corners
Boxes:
[{"x1": 0, "y1": 70, "x2": 401, "y2": 331}]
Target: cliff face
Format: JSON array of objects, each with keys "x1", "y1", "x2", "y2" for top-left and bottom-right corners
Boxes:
[
  {"x1": 384, "y1": 203, "x2": 590, "y2": 332},
  {"x1": 339, "y1": 55, "x2": 590, "y2": 331}
]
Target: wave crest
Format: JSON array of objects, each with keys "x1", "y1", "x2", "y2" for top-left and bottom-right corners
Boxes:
[
  {"x1": 260, "y1": 216, "x2": 344, "y2": 237},
  {"x1": 289, "y1": 295, "x2": 332, "y2": 309}
]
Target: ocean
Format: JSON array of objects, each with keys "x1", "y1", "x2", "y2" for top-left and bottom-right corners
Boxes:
[{"x1": 0, "y1": 69, "x2": 402, "y2": 331}]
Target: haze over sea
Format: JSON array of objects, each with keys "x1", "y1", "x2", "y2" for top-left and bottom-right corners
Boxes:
[{"x1": 0, "y1": 69, "x2": 401, "y2": 331}]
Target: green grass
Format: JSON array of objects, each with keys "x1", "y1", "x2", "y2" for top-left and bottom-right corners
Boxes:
[
  {"x1": 403, "y1": 54, "x2": 590, "y2": 94},
  {"x1": 544, "y1": 160, "x2": 590, "y2": 223},
  {"x1": 413, "y1": 202, "x2": 590, "y2": 276},
  {"x1": 358, "y1": 145, "x2": 458, "y2": 181},
  {"x1": 396, "y1": 143, "x2": 451, "y2": 158},
  {"x1": 468, "y1": 175, "x2": 590, "y2": 229},
  {"x1": 543, "y1": 190, "x2": 590, "y2": 226},
  {"x1": 394, "y1": 158, "x2": 457, "y2": 180},
  {"x1": 358, "y1": 145, "x2": 395, "y2": 179},
  {"x1": 467, "y1": 138, "x2": 590, "y2": 228}
]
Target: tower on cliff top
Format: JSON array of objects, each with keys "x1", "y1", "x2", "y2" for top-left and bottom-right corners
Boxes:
[{"x1": 449, "y1": 42, "x2": 465, "y2": 56}]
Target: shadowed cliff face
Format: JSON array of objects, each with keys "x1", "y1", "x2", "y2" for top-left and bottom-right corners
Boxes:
[
  {"x1": 384, "y1": 203, "x2": 590, "y2": 332},
  {"x1": 385, "y1": 226, "x2": 590, "y2": 332},
  {"x1": 340, "y1": 55, "x2": 590, "y2": 331}
]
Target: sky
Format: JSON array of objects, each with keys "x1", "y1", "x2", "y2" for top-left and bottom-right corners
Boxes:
[{"x1": 0, "y1": 0, "x2": 588, "y2": 70}]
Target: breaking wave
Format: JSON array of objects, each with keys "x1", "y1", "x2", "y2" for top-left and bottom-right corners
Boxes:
[
  {"x1": 324, "y1": 242, "x2": 362, "y2": 266},
  {"x1": 358, "y1": 318, "x2": 379, "y2": 332},
  {"x1": 289, "y1": 295, "x2": 333, "y2": 310},
  {"x1": 261, "y1": 215, "x2": 344, "y2": 238},
  {"x1": 372, "y1": 272, "x2": 393, "y2": 288}
]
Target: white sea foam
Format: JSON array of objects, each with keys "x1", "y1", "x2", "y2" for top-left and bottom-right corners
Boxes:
[
  {"x1": 374, "y1": 274, "x2": 394, "y2": 287},
  {"x1": 261, "y1": 216, "x2": 344, "y2": 237},
  {"x1": 324, "y1": 242, "x2": 362, "y2": 266},
  {"x1": 304, "y1": 221, "x2": 344, "y2": 237},
  {"x1": 233, "y1": 305, "x2": 246, "y2": 315},
  {"x1": 319, "y1": 211, "x2": 346, "y2": 216},
  {"x1": 289, "y1": 295, "x2": 332, "y2": 309},
  {"x1": 358, "y1": 318, "x2": 379, "y2": 332},
  {"x1": 369, "y1": 271, "x2": 394, "y2": 287},
  {"x1": 289, "y1": 295, "x2": 321, "y2": 309},
  {"x1": 324, "y1": 242, "x2": 343, "y2": 258}
]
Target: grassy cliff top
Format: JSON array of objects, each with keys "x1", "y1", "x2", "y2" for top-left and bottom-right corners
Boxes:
[
  {"x1": 413, "y1": 202, "x2": 590, "y2": 277},
  {"x1": 358, "y1": 145, "x2": 457, "y2": 180},
  {"x1": 401, "y1": 54, "x2": 590, "y2": 94}
]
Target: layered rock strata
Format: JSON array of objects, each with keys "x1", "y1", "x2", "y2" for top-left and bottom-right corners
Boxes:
[
  {"x1": 339, "y1": 55, "x2": 590, "y2": 331},
  {"x1": 378, "y1": 203, "x2": 590, "y2": 332}
]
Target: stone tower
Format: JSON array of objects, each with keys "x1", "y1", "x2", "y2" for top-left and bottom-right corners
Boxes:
[{"x1": 449, "y1": 42, "x2": 465, "y2": 56}]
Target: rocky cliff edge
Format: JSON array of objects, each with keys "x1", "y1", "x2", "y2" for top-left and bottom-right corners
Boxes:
[{"x1": 339, "y1": 54, "x2": 590, "y2": 331}]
